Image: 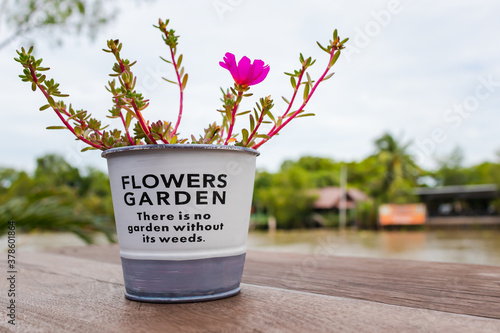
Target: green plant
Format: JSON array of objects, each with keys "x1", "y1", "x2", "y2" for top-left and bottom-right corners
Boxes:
[{"x1": 15, "y1": 18, "x2": 347, "y2": 151}]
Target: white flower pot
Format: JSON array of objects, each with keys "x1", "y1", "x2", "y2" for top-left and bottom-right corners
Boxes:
[{"x1": 102, "y1": 144, "x2": 258, "y2": 302}]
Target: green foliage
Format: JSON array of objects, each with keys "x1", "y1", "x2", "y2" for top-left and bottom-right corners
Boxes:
[
  {"x1": 16, "y1": 18, "x2": 347, "y2": 151},
  {"x1": 254, "y1": 166, "x2": 317, "y2": 229},
  {"x1": 432, "y1": 146, "x2": 500, "y2": 188},
  {"x1": 373, "y1": 133, "x2": 421, "y2": 203},
  {"x1": 0, "y1": 154, "x2": 115, "y2": 243},
  {"x1": 252, "y1": 133, "x2": 425, "y2": 229},
  {"x1": 433, "y1": 147, "x2": 468, "y2": 186},
  {"x1": 0, "y1": 0, "x2": 119, "y2": 50}
]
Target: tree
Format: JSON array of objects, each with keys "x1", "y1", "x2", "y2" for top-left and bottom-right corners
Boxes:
[
  {"x1": 373, "y1": 132, "x2": 420, "y2": 202},
  {"x1": 434, "y1": 146, "x2": 467, "y2": 186},
  {"x1": 0, "y1": 154, "x2": 115, "y2": 243},
  {"x1": 254, "y1": 164, "x2": 317, "y2": 229},
  {"x1": 0, "y1": 0, "x2": 118, "y2": 50}
]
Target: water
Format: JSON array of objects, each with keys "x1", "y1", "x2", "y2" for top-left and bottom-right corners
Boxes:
[
  {"x1": 3, "y1": 229, "x2": 500, "y2": 266},
  {"x1": 247, "y1": 229, "x2": 500, "y2": 266}
]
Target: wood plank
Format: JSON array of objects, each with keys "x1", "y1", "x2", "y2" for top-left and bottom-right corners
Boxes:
[
  {"x1": 2, "y1": 252, "x2": 500, "y2": 332},
  {"x1": 49, "y1": 245, "x2": 500, "y2": 319},
  {"x1": 242, "y1": 250, "x2": 500, "y2": 320}
]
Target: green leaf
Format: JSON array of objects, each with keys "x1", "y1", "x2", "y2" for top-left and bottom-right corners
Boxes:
[
  {"x1": 159, "y1": 56, "x2": 172, "y2": 64},
  {"x1": 236, "y1": 110, "x2": 251, "y2": 116},
  {"x1": 47, "y1": 96, "x2": 55, "y2": 106},
  {"x1": 333, "y1": 29, "x2": 338, "y2": 41},
  {"x1": 303, "y1": 82, "x2": 310, "y2": 101},
  {"x1": 66, "y1": 111, "x2": 86, "y2": 121},
  {"x1": 249, "y1": 114, "x2": 255, "y2": 132},
  {"x1": 76, "y1": 1, "x2": 85, "y2": 14},
  {"x1": 276, "y1": 116, "x2": 283, "y2": 128},
  {"x1": 322, "y1": 72, "x2": 335, "y2": 81},
  {"x1": 316, "y1": 41, "x2": 328, "y2": 52},
  {"x1": 125, "y1": 111, "x2": 133, "y2": 129},
  {"x1": 267, "y1": 111, "x2": 276, "y2": 123},
  {"x1": 241, "y1": 128, "x2": 249, "y2": 145},
  {"x1": 330, "y1": 50, "x2": 341, "y2": 67},
  {"x1": 290, "y1": 76, "x2": 296, "y2": 89},
  {"x1": 46, "y1": 126, "x2": 67, "y2": 130},
  {"x1": 74, "y1": 126, "x2": 83, "y2": 136},
  {"x1": 181, "y1": 73, "x2": 188, "y2": 90},
  {"x1": 39, "y1": 104, "x2": 51, "y2": 111},
  {"x1": 31, "y1": 82, "x2": 36, "y2": 91},
  {"x1": 297, "y1": 113, "x2": 316, "y2": 118},
  {"x1": 282, "y1": 96, "x2": 290, "y2": 104},
  {"x1": 177, "y1": 54, "x2": 183, "y2": 68},
  {"x1": 162, "y1": 77, "x2": 178, "y2": 85},
  {"x1": 81, "y1": 147, "x2": 97, "y2": 152}
]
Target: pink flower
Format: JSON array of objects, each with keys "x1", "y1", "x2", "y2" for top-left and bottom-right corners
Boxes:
[{"x1": 219, "y1": 52, "x2": 270, "y2": 87}]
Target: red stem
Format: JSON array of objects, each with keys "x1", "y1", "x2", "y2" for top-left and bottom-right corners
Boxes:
[
  {"x1": 169, "y1": 47, "x2": 184, "y2": 134},
  {"x1": 224, "y1": 91, "x2": 243, "y2": 145},
  {"x1": 131, "y1": 99, "x2": 157, "y2": 144},
  {"x1": 30, "y1": 67, "x2": 103, "y2": 150},
  {"x1": 260, "y1": 70, "x2": 305, "y2": 142},
  {"x1": 252, "y1": 50, "x2": 338, "y2": 150},
  {"x1": 115, "y1": 55, "x2": 157, "y2": 144},
  {"x1": 114, "y1": 96, "x2": 134, "y2": 145},
  {"x1": 117, "y1": 106, "x2": 135, "y2": 145}
]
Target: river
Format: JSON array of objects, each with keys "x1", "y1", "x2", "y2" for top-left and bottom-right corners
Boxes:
[
  {"x1": 3, "y1": 228, "x2": 500, "y2": 266},
  {"x1": 247, "y1": 228, "x2": 500, "y2": 266}
]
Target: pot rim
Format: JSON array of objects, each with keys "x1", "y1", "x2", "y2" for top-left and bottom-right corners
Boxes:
[{"x1": 101, "y1": 144, "x2": 260, "y2": 159}]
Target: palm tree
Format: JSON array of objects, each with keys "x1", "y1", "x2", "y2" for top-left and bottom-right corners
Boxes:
[{"x1": 374, "y1": 133, "x2": 420, "y2": 202}]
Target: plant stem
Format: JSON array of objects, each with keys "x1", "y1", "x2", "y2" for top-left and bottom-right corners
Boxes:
[
  {"x1": 169, "y1": 47, "x2": 184, "y2": 135},
  {"x1": 224, "y1": 90, "x2": 243, "y2": 145},
  {"x1": 116, "y1": 97, "x2": 134, "y2": 145},
  {"x1": 252, "y1": 49, "x2": 338, "y2": 150},
  {"x1": 31, "y1": 69, "x2": 103, "y2": 150},
  {"x1": 259, "y1": 69, "x2": 305, "y2": 142},
  {"x1": 131, "y1": 99, "x2": 157, "y2": 144}
]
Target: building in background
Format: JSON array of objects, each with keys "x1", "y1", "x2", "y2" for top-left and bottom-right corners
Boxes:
[
  {"x1": 312, "y1": 187, "x2": 369, "y2": 227},
  {"x1": 414, "y1": 184, "x2": 500, "y2": 226}
]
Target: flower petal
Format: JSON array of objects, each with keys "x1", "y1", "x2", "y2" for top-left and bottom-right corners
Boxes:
[
  {"x1": 220, "y1": 53, "x2": 239, "y2": 81},
  {"x1": 250, "y1": 64, "x2": 270, "y2": 85},
  {"x1": 236, "y1": 56, "x2": 251, "y2": 85},
  {"x1": 220, "y1": 53, "x2": 270, "y2": 86}
]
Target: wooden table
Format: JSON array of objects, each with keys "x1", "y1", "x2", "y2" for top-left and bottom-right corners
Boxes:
[{"x1": 2, "y1": 245, "x2": 500, "y2": 332}]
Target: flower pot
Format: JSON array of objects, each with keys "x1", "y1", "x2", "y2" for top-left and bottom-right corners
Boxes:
[{"x1": 102, "y1": 144, "x2": 258, "y2": 303}]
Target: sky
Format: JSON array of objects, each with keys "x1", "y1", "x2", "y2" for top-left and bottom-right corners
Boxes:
[{"x1": 1, "y1": 0, "x2": 500, "y2": 174}]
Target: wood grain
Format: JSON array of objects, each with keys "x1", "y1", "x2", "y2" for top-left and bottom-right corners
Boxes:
[
  {"x1": 242, "y1": 250, "x2": 500, "y2": 320},
  {"x1": 2, "y1": 251, "x2": 500, "y2": 333},
  {"x1": 49, "y1": 244, "x2": 500, "y2": 320}
]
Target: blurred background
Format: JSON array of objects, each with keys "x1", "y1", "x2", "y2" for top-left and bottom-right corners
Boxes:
[{"x1": 1, "y1": 0, "x2": 500, "y2": 265}]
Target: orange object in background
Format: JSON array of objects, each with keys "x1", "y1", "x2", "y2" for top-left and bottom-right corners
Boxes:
[{"x1": 378, "y1": 204, "x2": 427, "y2": 226}]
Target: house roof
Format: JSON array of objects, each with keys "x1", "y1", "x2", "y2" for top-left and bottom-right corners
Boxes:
[
  {"x1": 414, "y1": 184, "x2": 499, "y2": 200},
  {"x1": 313, "y1": 187, "x2": 369, "y2": 210}
]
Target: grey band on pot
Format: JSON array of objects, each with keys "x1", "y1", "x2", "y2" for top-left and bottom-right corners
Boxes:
[{"x1": 121, "y1": 253, "x2": 246, "y2": 303}]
